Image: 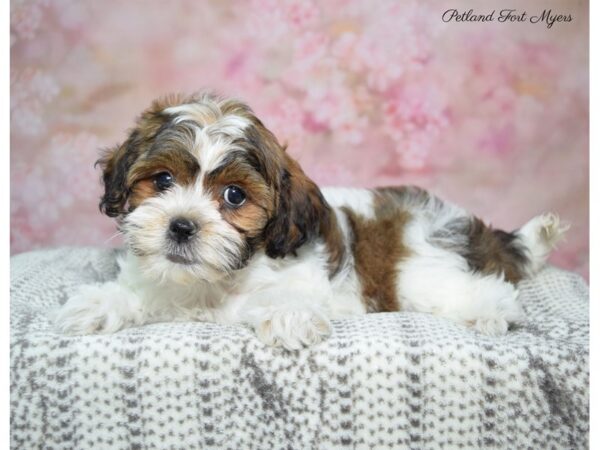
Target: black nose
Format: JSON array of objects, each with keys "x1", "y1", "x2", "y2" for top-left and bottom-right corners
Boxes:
[{"x1": 168, "y1": 217, "x2": 198, "y2": 243}]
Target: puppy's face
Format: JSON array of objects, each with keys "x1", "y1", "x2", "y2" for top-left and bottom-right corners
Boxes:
[{"x1": 99, "y1": 94, "x2": 328, "y2": 284}]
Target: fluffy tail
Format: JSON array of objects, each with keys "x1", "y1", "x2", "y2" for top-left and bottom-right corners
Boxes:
[{"x1": 517, "y1": 213, "x2": 569, "y2": 276}]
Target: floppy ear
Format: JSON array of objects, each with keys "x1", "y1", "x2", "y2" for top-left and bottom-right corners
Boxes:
[
  {"x1": 96, "y1": 130, "x2": 145, "y2": 217},
  {"x1": 96, "y1": 96, "x2": 178, "y2": 217},
  {"x1": 263, "y1": 154, "x2": 331, "y2": 258}
]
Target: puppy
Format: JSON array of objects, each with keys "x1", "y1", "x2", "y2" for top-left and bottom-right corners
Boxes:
[{"x1": 54, "y1": 93, "x2": 568, "y2": 349}]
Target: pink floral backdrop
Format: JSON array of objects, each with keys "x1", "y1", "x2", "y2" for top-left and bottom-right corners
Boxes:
[{"x1": 11, "y1": 0, "x2": 589, "y2": 278}]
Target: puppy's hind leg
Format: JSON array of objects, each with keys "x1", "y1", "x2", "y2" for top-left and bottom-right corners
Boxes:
[{"x1": 398, "y1": 250, "x2": 524, "y2": 336}]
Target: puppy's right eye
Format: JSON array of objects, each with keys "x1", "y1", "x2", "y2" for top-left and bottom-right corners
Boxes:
[{"x1": 153, "y1": 172, "x2": 174, "y2": 191}]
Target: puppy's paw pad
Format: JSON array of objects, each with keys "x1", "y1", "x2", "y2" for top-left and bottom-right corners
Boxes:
[{"x1": 256, "y1": 310, "x2": 332, "y2": 350}]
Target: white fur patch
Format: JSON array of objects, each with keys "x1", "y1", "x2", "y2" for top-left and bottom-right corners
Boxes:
[
  {"x1": 322, "y1": 188, "x2": 376, "y2": 219},
  {"x1": 164, "y1": 102, "x2": 223, "y2": 126},
  {"x1": 165, "y1": 101, "x2": 251, "y2": 173},
  {"x1": 195, "y1": 135, "x2": 244, "y2": 175}
]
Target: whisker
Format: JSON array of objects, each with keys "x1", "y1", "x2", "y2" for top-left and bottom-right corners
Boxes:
[{"x1": 103, "y1": 230, "x2": 123, "y2": 245}]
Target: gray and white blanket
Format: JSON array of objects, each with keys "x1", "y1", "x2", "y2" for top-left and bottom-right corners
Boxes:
[{"x1": 11, "y1": 247, "x2": 589, "y2": 449}]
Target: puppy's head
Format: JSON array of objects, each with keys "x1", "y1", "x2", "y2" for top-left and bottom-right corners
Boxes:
[{"x1": 98, "y1": 93, "x2": 329, "y2": 283}]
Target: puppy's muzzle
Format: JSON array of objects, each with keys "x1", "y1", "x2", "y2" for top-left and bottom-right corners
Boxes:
[{"x1": 168, "y1": 217, "x2": 198, "y2": 243}]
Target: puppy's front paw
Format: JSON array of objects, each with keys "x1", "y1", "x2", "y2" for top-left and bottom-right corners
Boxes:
[
  {"x1": 53, "y1": 283, "x2": 141, "y2": 335},
  {"x1": 255, "y1": 309, "x2": 332, "y2": 350}
]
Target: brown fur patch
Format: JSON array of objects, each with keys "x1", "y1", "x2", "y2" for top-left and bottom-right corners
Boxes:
[
  {"x1": 128, "y1": 179, "x2": 156, "y2": 209},
  {"x1": 461, "y1": 218, "x2": 528, "y2": 284},
  {"x1": 344, "y1": 190, "x2": 411, "y2": 312},
  {"x1": 204, "y1": 156, "x2": 275, "y2": 240},
  {"x1": 262, "y1": 152, "x2": 346, "y2": 276},
  {"x1": 320, "y1": 210, "x2": 345, "y2": 277},
  {"x1": 288, "y1": 156, "x2": 347, "y2": 277},
  {"x1": 128, "y1": 150, "x2": 199, "y2": 186},
  {"x1": 127, "y1": 146, "x2": 200, "y2": 210}
]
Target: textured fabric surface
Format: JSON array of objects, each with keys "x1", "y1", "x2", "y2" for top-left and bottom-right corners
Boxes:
[{"x1": 11, "y1": 247, "x2": 589, "y2": 449}]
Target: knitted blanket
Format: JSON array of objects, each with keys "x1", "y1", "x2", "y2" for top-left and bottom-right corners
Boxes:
[{"x1": 10, "y1": 247, "x2": 589, "y2": 449}]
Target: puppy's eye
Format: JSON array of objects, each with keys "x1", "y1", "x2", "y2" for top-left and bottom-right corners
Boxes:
[
  {"x1": 153, "y1": 172, "x2": 174, "y2": 191},
  {"x1": 223, "y1": 185, "x2": 246, "y2": 207}
]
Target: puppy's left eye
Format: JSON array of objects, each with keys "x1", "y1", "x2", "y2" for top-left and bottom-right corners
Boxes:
[
  {"x1": 223, "y1": 185, "x2": 246, "y2": 207},
  {"x1": 154, "y1": 172, "x2": 174, "y2": 191}
]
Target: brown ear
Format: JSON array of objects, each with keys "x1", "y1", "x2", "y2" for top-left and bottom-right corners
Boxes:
[
  {"x1": 263, "y1": 155, "x2": 331, "y2": 258},
  {"x1": 96, "y1": 130, "x2": 145, "y2": 217},
  {"x1": 96, "y1": 96, "x2": 180, "y2": 217}
]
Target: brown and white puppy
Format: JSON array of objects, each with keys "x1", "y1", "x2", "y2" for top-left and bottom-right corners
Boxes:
[{"x1": 54, "y1": 93, "x2": 567, "y2": 349}]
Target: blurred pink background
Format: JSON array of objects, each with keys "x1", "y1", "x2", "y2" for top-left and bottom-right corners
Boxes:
[{"x1": 11, "y1": 0, "x2": 589, "y2": 278}]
